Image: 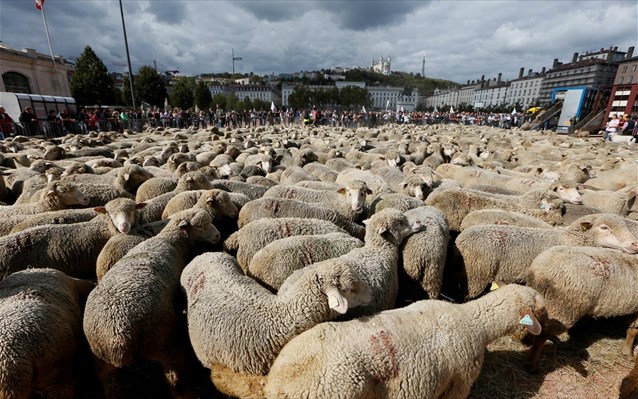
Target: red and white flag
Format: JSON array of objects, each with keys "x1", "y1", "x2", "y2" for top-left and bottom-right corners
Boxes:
[{"x1": 35, "y1": 0, "x2": 44, "y2": 10}]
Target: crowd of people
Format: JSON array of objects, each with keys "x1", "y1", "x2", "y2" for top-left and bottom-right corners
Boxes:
[{"x1": 1, "y1": 102, "x2": 623, "y2": 138}]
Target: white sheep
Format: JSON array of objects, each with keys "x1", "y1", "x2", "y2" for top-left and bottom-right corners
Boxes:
[
  {"x1": 399, "y1": 206, "x2": 449, "y2": 301},
  {"x1": 425, "y1": 187, "x2": 565, "y2": 231},
  {"x1": 454, "y1": 213, "x2": 638, "y2": 299},
  {"x1": 247, "y1": 232, "x2": 364, "y2": 291},
  {"x1": 0, "y1": 269, "x2": 95, "y2": 399},
  {"x1": 526, "y1": 245, "x2": 638, "y2": 371},
  {"x1": 0, "y1": 181, "x2": 90, "y2": 218},
  {"x1": 0, "y1": 198, "x2": 145, "y2": 280},
  {"x1": 264, "y1": 284, "x2": 545, "y2": 399},
  {"x1": 180, "y1": 251, "x2": 372, "y2": 399},
  {"x1": 263, "y1": 180, "x2": 372, "y2": 221},
  {"x1": 224, "y1": 218, "x2": 349, "y2": 271},
  {"x1": 83, "y1": 209, "x2": 221, "y2": 398},
  {"x1": 459, "y1": 209, "x2": 555, "y2": 231},
  {"x1": 237, "y1": 197, "x2": 366, "y2": 239}
]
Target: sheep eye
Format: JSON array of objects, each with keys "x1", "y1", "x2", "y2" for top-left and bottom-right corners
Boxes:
[{"x1": 599, "y1": 225, "x2": 609, "y2": 230}]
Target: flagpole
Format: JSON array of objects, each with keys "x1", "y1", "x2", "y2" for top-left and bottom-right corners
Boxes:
[
  {"x1": 41, "y1": 6, "x2": 56, "y2": 67},
  {"x1": 40, "y1": 3, "x2": 59, "y2": 89},
  {"x1": 119, "y1": 0, "x2": 136, "y2": 111}
]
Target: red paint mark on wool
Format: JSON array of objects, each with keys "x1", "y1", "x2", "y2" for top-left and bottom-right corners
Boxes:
[
  {"x1": 491, "y1": 229, "x2": 509, "y2": 247},
  {"x1": 190, "y1": 272, "x2": 206, "y2": 296},
  {"x1": 589, "y1": 255, "x2": 611, "y2": 279},
  {"x1": 370, "y1": 330, "x2": 399, "y2": 381},
  {"x1": 265, "y1": 199, "x2": 280, "y2": 214}
]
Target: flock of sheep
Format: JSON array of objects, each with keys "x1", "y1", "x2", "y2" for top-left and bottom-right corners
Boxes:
[{"x1": 0, "y1": 121, "x2": 637, "y2": 399}]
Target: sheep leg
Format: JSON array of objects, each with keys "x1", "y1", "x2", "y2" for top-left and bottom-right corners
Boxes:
[
  {"x1": 94, "y1": 358, "x2": 125, "y2": 399},
  {"x1": 527, "y1": 332, "x2": 549, "y2": 373},
  {"x1": 623, "y1": 322, "x2": 638, "y2": 360}
]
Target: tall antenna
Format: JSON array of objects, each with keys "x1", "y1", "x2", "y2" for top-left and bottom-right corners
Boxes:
[{"x1": 421, "y1": 56, "x2": 425, "y2": 77}]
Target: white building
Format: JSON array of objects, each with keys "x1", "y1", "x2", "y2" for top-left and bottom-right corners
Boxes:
[
  {"x1": 472, "y1": 83, "x2": 509, "y2": 108},
  {"x1": 232, "y1": 85, "x2": 274, "y2": 103},
  {"x1": 368, "y1": 86, "x2": 418, "y2": 110},
  {"x1": 0, "y1": 42, "x2": 72, "y2": 97},
  {"x1": 505, "y1": 75, "x2": 543, "y2": 108},
  {"x1": 371, "y1": 56, "x2": 391, "y2": 76},
  {"x1": 425, "y1": 88, "x2": 460, "y2": 108}
]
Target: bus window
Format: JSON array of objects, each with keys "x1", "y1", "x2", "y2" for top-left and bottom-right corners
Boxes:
[{"x1": 33, "y1": 102, "x2": 47, "y2": 119}]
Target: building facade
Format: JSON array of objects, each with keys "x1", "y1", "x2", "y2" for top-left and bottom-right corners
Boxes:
[
  {"x1": 505, "y1": 68, "x2": 545, "y2": 109},
  {"x1": 603, "y1": 55, "x2": 638, "y2": 121},
  {"x1": 371, "y1": 56, "x2": 391, "y2": 76},
  {"x1": 0, "y1": 42, "x2": 73, "y2": 97}
]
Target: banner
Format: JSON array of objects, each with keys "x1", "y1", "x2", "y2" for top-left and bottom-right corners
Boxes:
[
  {"x1": 271, "y1": 101, "x2": 276, "y2": 112},
  {"x1": 35, "y1": 0, "x2": 44, "y2": 10}
]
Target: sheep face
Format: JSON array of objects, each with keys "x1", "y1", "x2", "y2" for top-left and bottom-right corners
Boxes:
[
  {"x1": 203, "y1": 190, "x2": 239, "y2": 219},
  {"x1": 337, "y1": 181, "x2": 372, "y2": 214},
  {"x1": 364, "y1": 209, "x2": 414, "y2": 246},
  {"x1": 176, "y1": 210, "x2": 221, "y2": 245},
  {"x1": 318, "y1": 261, "x2": 373, "y2": 314},
  {"x1": 581, "y1": 218, "x2": 638, "y2": 254},
  {"x1": 48, "y1": 182, "x2": 90, "y2": 206},
  {"x1": 552, "y1": 183, "x2": 582, "y2": 205},
  {"x1": 96, "y1": 198, "x2": 145, "y2": 234}
]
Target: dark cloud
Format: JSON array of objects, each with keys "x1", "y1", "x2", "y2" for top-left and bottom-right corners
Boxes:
[
  {"x1": 142, "y1": 1, "x2": 187, "y2": 25},
  {"x1": 317, "y1": 1, "x2": 426, "y2": 31},
  {"x1": 233, "y1": 1, "x2": 301, "y2": 22}
]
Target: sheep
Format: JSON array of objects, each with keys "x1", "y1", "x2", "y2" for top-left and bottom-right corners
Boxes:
[
  {"x1": 180, "y1": 252, "x2": 372, "y2": 399},
  {"x1": 95, "y1": 220, "x2": 168, "y2": 281},
  {"x1": 279, "y1": 166, "x2": 319, "y2": 184},
  {"x1": 0, "y1": 181, "x2": 90, "y2": 218},
  {"x1": 335, "y1": 168, "x2": 393, "y2": 198},
  {"x1": 454, "y1": 213, "x2": 638, "y2": 299},
  {"x1": 399, "y1": 206, "x2": 449, "y2": 301},
  {"x1": 83, "y1": 209, "x2": 221, "y2": 398},
  {"x1": 136, "y1": 171, "x2": 214, "y2": 224},
  {"x1": 64, "y1": 163, "x2": 154, "y2": 195},
  {"x1": 369, "y1": 193, "x2": 424, "y2": 214},
  {"x1": 237, "y1": 197, "x2": 366, "y2": 239},
  {"x1": 134, "y1": 176, "x2": 178, "y2": 202},
  {"x1": 245, "y1": 175, "x2": 278, "y2": 187},
  {"x1": 0, "y1": 198, "x2": 145, "y2": 281},
  {"x1": 317, "y1": 208, "x2": 416, "y2": 319},
  {"x1": 425, "y1": 187, "x2": 565, "y2": 231},
  {"x1": 263, "y1": 180, "x2": 372, "y2": 221},
  {"x1": 247, "y1": 232, "x2": 364, "y2": 291},
  {"x1": 161, "y1": 189, "x2": 241, "y2": 220},
  {"x1": 264, "y1": 284, "x2": 545, "y2": 399},
  {"x1": 459, "y1": 209, "x2": 554, "y2": 231},
  {"x1": 526, "y1": 246, "x2": 638, "y2": 371},
  {"x1": 0, "y1": 269, "x2": 95, "y2": 399},
  {"x1": 224, "y1": 218, "x2": 349, "y2": 271},
  {"x1": 209, "y1": 179, "x2": 268, "y2": 200},
  {"x1": 9, "y1": 208, "x2": 100, "y2": 234},
  {"x1": 303, "y1": 162, "x2": 338, "y2": 182},
  {"x1": 580, "y1": 187, "x2": 637, "y2": 215}
]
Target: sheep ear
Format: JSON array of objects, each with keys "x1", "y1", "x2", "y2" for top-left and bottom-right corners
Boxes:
[
  {"x1": 519, "y1": 308, "x2": 542, "y2": 336},
  {"x1": 365, "y1": 188, "x2": 373, "y2": 195},
  {"x1": 377, "y1": 226, "x2": 388, "y2": 235},
  {"x1": 627, "y1": 191, "x2": 637, "y2": 210},
  {"x1": 124, "y1": 173, "x2": 130, "y2": 181},
  {"x1": 580, "y1": 221, "x2": 593, "y2": 231},
  {"x1": 399, "y1": 181, "x2": 408, "y2": 189},
  {"x1": 94, "y1": 206, "x2": 106, "y2": 214},
  {"x1": 325, "y1": 287, "x2": 348, "y2": 314},
  {"x1": 135, "y1": 203, "x2": 147, "y2": 210},
  {"x1": 178, "y1": 220, "x2": 189, "y2": 228},
  {"x1": 336, "y1": 188, "x2": 347, "y2": 195}
]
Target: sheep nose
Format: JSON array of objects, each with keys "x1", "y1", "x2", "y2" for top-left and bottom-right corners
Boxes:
[
  {"x1": 118, "y1": 222, "x2": 131, "y2": 234},
  {"x1": 631, "y1": 241, "x2": 638, "y2": 252},
  {"x1": 211, "y1": 231, "x2": 221, "y2": 243}
]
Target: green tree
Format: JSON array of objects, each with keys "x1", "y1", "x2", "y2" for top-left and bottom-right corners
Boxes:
[
  {"x1": 211, "y1": 93, "x2": 227, "y2": 110},
  {"x1": 339, "y1": 86, "x2": 371, "y2": 108},
  {"x1": 194, "y1": 82, "x2": 213, "y2": 111},
  {"x1": 135, "y1": 66, "x2": 167, "y2": 107},
  {"x1": 288, "y1": 86, "x2": 310, "y2": 110},
  {"x1": 171, "y1": 77, "x2": 195, "y2": 110},
  {"x1": 242, "y1": 96, "x2": 253, "y2": 111},
  {"x1": 70, "y1": 46, "x2": 116, "y2": 105}
]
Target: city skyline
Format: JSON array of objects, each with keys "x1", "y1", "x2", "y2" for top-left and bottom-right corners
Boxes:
[{"x1": 0, "y1": 0, "x2": 636, "y2": 83}]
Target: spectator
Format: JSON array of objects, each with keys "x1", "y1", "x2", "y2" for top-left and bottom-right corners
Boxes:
[
  {"x1": 0, "y1": 106, "x2": 14, "y2": 138},
  {"x1": 19, "y1": 106, "x2": 39, "y2": 136},
  {"x1": 46, "y1": 109, "x2": 63, "y2": 136},
  {"x1": 603, "y1": 114, "x2": 620, "y2": 140}
]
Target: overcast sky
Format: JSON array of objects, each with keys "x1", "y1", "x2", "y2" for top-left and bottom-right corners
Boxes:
[{"x1": 1, "y1": 0, "x2": 636, "y2": 83}]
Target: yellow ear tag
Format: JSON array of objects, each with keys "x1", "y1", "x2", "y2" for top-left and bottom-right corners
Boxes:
[{"x1": 490, "y1": 282, "x2": 500, "y2": 291}]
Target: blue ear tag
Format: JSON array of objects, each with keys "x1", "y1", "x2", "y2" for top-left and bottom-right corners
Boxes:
[
  {"x1": 519, "y1": 315, "x2": 534, "y2": 326},
  {"x1": 539, "y1": 203, "x2": 546, "y2": 210}
]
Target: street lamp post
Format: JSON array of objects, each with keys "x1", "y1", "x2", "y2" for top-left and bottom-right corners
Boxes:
[
  {"x1": 119, "y1": 0, "x2": 136, "y2": 110},
  {"x1": 232, "y1": 48, "x2": 242, "y2": 78}
]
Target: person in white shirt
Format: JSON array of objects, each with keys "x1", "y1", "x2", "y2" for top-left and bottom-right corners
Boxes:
[{"x1": 604, "y1": 114, "x2": 620, "y2": 140}]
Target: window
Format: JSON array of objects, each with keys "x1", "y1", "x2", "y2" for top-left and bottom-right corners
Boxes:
[
  {"x1": 619, "y1": 77, "x2": 624, "y2": 84},
  {"x1": 622, "y1": 66, "x2": 628, "y2": 73},
  {"x1": 2, "y1": 72, "x2": 31, "y2": 93},
  {"x1": 628, "y1": 76, "x2": 634, "y2": 84}
]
